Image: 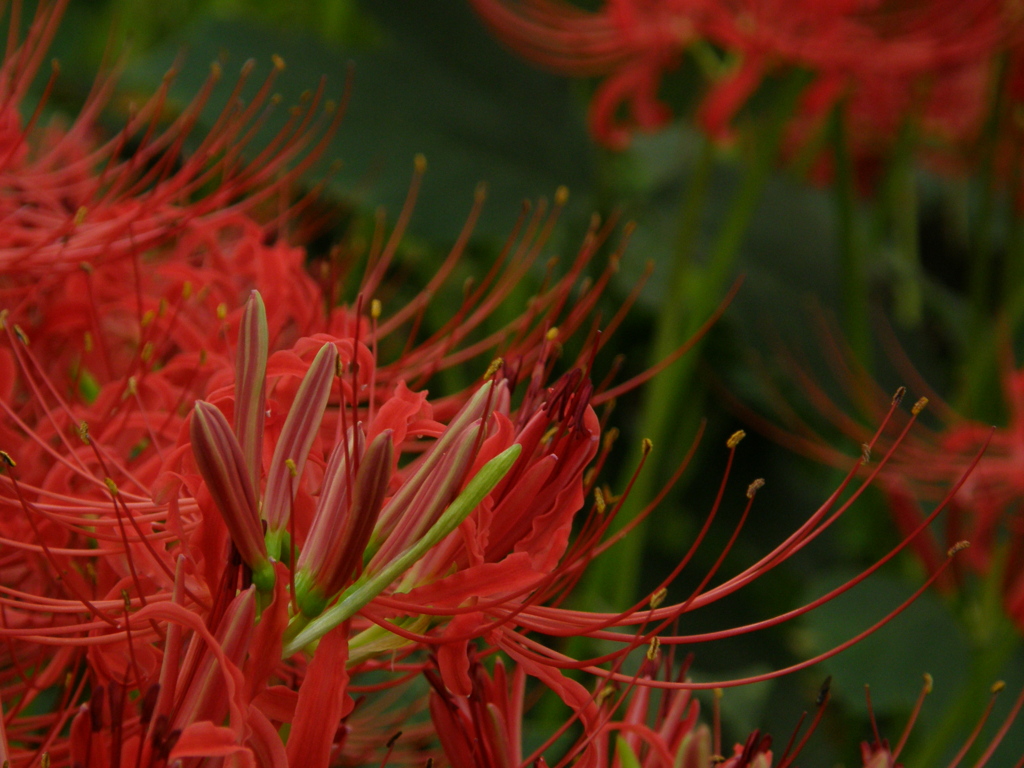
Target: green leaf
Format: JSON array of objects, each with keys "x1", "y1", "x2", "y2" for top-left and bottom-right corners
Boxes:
[{"x1": 124, "y1": 0, "x2": 594, "y2": 242}]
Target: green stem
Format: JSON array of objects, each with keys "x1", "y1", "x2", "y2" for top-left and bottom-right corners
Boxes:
[
  {"x1": 830, "y1": 103, "x2": 872, "y2": 368},
  {"x1": 579, "y1": 76, "x2": 805, "y2": 612},
  {"x1": 967, "y1": 54, "x2": 1009, "y2": 339}
]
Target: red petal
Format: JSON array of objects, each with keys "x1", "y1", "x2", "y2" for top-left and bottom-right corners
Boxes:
[{"x1": 285, "y1": 623, "x2": 353, "y2": 768}]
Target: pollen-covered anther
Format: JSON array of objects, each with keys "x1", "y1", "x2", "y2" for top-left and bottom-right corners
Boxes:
[
  {"x1": 595, "y1": 686, "x2": 615, "y2": 706},
  {"x1": 104, "y1": 478, "x2": 119, "y2": 496},
  {"x1": 285, "y1": 458, "x2": 298, "y2": 477},
  {"x1": 641, "y1": 438, "x2": 653, "y2": 455},
  {"x1": 912, "y1": 397, "x2": 929, "y2": 415},
  {"x1": 546, "y1": 327, "x2": 559, "y2": 341},
  {"x1": 76, "y1": 422, "x2": 90, "y2": 443},
  {"x1": 646, "y1": 636, "x2": 661, "y2": 662},
  {"x1": 13, "y1": 324, "x2": 29, "y2": 345},
  {"x1": 371, "y1": 299, "x2": 382, "y2": 318},
  {"x1": 948, "y1": 540, "x2": 970, "y2": 556},
  {"x1": 727, "y1": 429, "x2": 746, "y2": 448},
  {"x1": 746, "y1": 478, "x2": 765, "y2": 499},
  {"x1": 992, "y1": 680, "x2": 1006, "y2": 694},
  {"x1": 861, "y1": 443, "x2": 871, "y2": 462},
  {"x1": 594, "y1": 487, "x2": 606, "y2": 514},
  {"x1": 484, "y1": 358, "x2": 503, "y2": 379},
  {"x1": 272, "y1": 53, "x2": 286, "y2": 70},
  {"x1": 650, "y1": 586, "x2": 667, "y2": 609},
  {"x1": 892, "y1": 386, "x2": 907, "y2": 405},
  {"x1": 216, "y1": 303, "x2": 228, "y2": 320},
  {"x1": 555, "y1": 185, "x2": 569, "y2": 205},
  {"x1": 415, "y1": 153, "x2": 427, "y2": 173},
  {"x1": 923, "y1": 673, "x2": 933, "y2": 694},
  {"x1": 0, "y1": 450, "x2": 16, "y2": 468}
]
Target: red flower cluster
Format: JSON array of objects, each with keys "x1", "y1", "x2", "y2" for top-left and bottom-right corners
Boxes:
[
  {"x1": 468, "y1": 0, "x2": 1021, "y2": 183},
  {"x1": 0, "y1": 2, "x2": 1020, "y2": 766}
]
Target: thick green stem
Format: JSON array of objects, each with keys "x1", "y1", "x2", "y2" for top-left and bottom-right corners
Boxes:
[
  {"x1": 579, "y1": 77, "x2": 804, "y2": 612},
  {"x1": 830, "y1": 105, "x2": 872, "y2": 368}
]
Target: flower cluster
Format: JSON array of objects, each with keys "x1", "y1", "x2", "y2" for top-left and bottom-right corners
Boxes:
[
  {"x1": 0, "y1": 2, "x2": 1020, "y2": 767},
  {"x1": 468, "y1": 0, "x2": 1023, "y2": 187}
]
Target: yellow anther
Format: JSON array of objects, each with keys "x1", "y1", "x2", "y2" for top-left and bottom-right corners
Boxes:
[
  {"x1": 923, "y1": 673, "x2": 933, "y2": 694},
  {"x1": 727, "y1": 430, "x2": 746, "y2": 449},
  {"x1": 285, "y1": 458, "x2": 298, "y2": 477},
  {"x1": 861, "y1": 443, "x2": 871, "y2": 463},
  {"x1": 141, "y1": 341, "x2": 155, "y2": 362},
  {"x1": 414, "y1": 154, "x2": 427, "y2": 173},
  {"x1": 992, "y1": 680, "x2": 1006, "y2": 694},
  {"x1": 216, "y1": 303, "x2": 228, "y2": 320},
  {"x1": 912, "y1": 397, "x2": 928, "y2": 415},
  {"x1": 603, "y1": 427, "x2": 619, "y2": 451},
  {"x1": 595, "y1": 686, "x2": 614, "y2": 706},
  {"x1": 594, "y1": 487, "x2": 606, "y2": 515},
  {"x1": 650, "y1": 587, "x2": 667, "y2": 609},
  {"x1": 83, "y1": 331, "x2": 94, "y2": 351},
  {"x1": 892, "y1": 386, "x2": 907, "y2": 405},
  {"x1": 646, "y1": 636, "x2": 661, "y2": 662},
  {"x1": 141, "y1": 310, "x2": 156, "y2": 327},
  {"x1": 546, "y1": 327, "x2": 559, "y2": 342},
  {"x1": 554, "y1": 185, "x2": 569, "y2": 206},
  {"x1": 74, "y1": 206, "x2": 87, "y2": 225},
  {"x1": 371, "y1": 299, "x2": 382, "y2": 319},
  {"x1": 0, "y1": 450, "x2": 16, "y2": 468},
  {"x1": 272, "y1": 54, "x2": 286, "y2": 70},
  {"x1": 948, "y1": 540, "x2": 970, "y2": 556},
  {"x1": 13, "y1": 325, "x2": 28, "y2": 345},
  {"x1": 105, "y1": 478, "x2": 119, "y2": 496},
  {"x1": 182, "y1": 281, "x2": 193, "y2": 300},
  {"x1": 641, "y1": 438, "x2": 653, "y2": 455},
  {"x1": 484, "y1": 358, "x2": 503, "y2": 379},
  {"x1": 746, "y1": 478, "x2": 765, "y2": 499}
]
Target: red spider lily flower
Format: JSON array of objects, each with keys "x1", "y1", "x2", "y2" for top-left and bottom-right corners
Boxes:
[
  {"x1": 469, "y1": 0, "x2": 1020, "y2": 156},
  {"x1": 0, "y1": 4, "x2": 1009, "y2": 766},
  {"x1": 0, "y1": 0, "x2": 345, "y2": 283}
]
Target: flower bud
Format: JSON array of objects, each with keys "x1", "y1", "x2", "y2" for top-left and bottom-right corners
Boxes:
[
  {"x1": 296, "y1": 429, "x2": 393, "y2": 617},
  {"x1": 190, "y1": 401, "x2": 274, "y2": 591}
]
